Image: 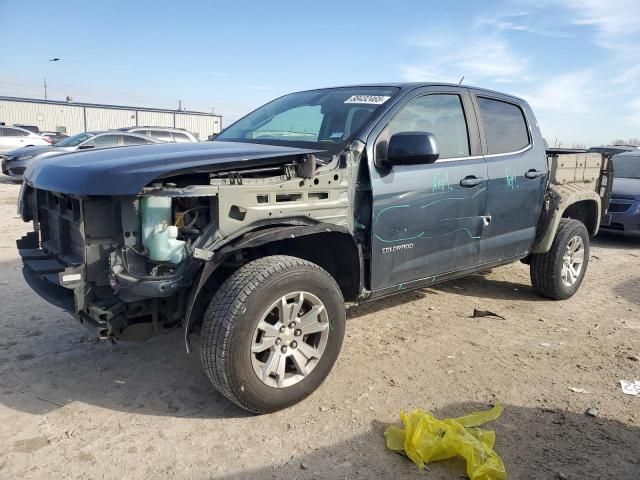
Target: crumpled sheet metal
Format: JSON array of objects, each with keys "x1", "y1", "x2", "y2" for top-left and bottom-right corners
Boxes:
[{"x1": 384, "y1": 404, "x2": 507, "y2": 480}]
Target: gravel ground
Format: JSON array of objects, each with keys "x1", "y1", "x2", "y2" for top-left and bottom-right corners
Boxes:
[{"x1": 0, "y1": 176, "x2": 638, "y2": 479}]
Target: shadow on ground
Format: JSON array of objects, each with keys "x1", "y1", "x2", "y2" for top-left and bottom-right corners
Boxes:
[
  {"x1": 0, "y1": 327, "x2": 249, "y2": 419},
  {"x1": 219, "y1": 403, "x2": 639, "y2": 479},
  {"x1": 0, "y1": 260, "x2": 544, "y2": 420},
  {"x1": 593, "y1": 232, "x2": 640, "y2": 251},
  {"x1": 348, "y1": 273, "x2": 541, "y2": 322},
  {"x1": 0, "y1": 174, "x2": 20, "y2": 185},
  {"x1": 613, "y1": 276, "x2": 640, "y2": 304}
]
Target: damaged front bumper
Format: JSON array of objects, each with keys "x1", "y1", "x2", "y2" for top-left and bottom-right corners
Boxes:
[{"x1": 16, "y1": 185, "x2": 202, "y2": 339}]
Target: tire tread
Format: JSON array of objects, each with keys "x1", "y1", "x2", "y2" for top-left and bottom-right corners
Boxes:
[
  {"x1": 530, "y1": 218, "x2": 589, "y2": 300},
  {"x1": 200, "y1": 255, "x2": 340, "y2": 413}
]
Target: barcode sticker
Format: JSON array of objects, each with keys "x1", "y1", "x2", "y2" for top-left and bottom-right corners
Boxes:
[{"x1": 344, "y1": 95, "x2": 391, "y2": 105}]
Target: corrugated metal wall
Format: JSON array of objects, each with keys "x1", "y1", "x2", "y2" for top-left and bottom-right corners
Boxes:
[
  {"x1": 0, "y1": 98, "x2": 222, "y2": 140},
  {"x1": 0, "y1": 99, "x2": 85, "y2": 134},
  {"x1": 85, "y1": 107, "x2": 137, "y2": 131},
  {"x1": 175, "y1": 113, "x2": 219, "y2": 140},
  {"x1": 137, "y1": 111, "x2": 174, "y2": 129}
]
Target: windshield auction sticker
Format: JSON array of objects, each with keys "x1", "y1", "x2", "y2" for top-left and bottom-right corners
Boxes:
[{"x1": 344, "y1": 95, "x2": 391, "y2": 105}]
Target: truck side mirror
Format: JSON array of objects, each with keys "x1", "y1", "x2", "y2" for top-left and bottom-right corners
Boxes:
[{"x1": 386, "y1": 131, "x2": 439, "y2": 166}]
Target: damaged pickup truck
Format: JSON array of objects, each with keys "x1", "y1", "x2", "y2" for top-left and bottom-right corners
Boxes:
[{"x1": 17, "y1": 84, "x2": 613, "y2": 413}]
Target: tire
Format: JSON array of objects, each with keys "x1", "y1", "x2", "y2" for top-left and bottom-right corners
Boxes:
[
  {"x1": 530, "y1": 219, "x2": 590, "y2": 300},
  {"x1": 200, "y1": 255, "x2": 346, "y2": 413}
]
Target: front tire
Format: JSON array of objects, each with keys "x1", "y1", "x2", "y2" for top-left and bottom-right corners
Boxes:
[
  {"x1": 530, "y1": 219, "x2": 590, "y2": 300},
  {"x1": 200, "y1": 255, "x2": 346, "y2": 413}
]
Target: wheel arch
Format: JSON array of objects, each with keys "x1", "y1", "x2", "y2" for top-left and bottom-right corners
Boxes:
[
  {"x1": 531, "y1": 190, "x2": 600, "y2": 254},
  {"x1": 183, "y1": 223, "x2": 361, "y2": 351}
]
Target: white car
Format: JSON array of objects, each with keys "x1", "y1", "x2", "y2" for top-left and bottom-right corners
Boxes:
[{"x1": 0, "y1": 126, "x2": 50, "y2": 154}]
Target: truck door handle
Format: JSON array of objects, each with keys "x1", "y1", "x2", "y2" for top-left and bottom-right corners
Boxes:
[
  {"x1": 460, "y1": 176, "x2": 483, "y2": 187},
  {"x1": 525, "y1": 169, "x2": 545, "y2": 179}
]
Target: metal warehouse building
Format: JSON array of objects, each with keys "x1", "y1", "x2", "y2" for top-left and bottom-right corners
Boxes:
[{"x1": 0, "y1": 96, "x2": 222, "y2": 140}]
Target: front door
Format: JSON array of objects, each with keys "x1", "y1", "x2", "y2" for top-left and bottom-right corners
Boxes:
[{"x1": 369, "y1": 88, "x2": 488, "y2": 291}]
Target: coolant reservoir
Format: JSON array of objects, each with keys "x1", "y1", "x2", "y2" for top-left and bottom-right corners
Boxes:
[{"x1": 140, "y1": 197, "x2": 186, "y2": 264}]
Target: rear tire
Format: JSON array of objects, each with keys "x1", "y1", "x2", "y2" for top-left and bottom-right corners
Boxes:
[
  {"x1": 530, "y1": 219, "x2": 590, "y2": 300},
  {"x1": 200, "y1": 255, "x2": 345, "y2": 413}
]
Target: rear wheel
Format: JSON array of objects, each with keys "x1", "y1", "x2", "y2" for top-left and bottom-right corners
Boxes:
[
  {"x1": 200, "y1": 255, "x2": 345, "y2": 413},
  {"x1": 530, "y1": 219, "x2": 590, "y2": 300}
]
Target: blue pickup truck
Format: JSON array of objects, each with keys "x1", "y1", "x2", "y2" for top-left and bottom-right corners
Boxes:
[{"x1": 17, "y1": 83, "x2": 613, "y2": 413}]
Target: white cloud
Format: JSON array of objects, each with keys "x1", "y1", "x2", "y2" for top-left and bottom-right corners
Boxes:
[
  {"x1": 400, "y1": 65, "x2": 444, "y2": 82},
  {"x1": 564, "y1": 0, "x2": 640, "y2": 44},
  {"x1": 629, "y1": 97, "x2": 640, "y2": 128},
  {"x1": 403, "y1": 34, "x2": 529, "y2": 84},
  {"x1": 517, "y1": 70, "x2": 599, "y2": 113},
  {"x1": 474, "y1": 12, "x2": 574, "y2": 38}
]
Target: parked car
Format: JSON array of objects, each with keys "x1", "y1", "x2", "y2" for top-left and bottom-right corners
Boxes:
[
  {"x1": 17, "y1": 83, "x2": 614, "y2": 413},
  {"x1": 1, "y1": 131, "x2": 161, "y2": 179},
  {"x1": 599, "y1": 150, "x2": 640, "y2": 236},
  {"x1": 0, "y1": 126, "x2": 50, "y2": 154},
  {"x1": 115, "y1": 126, "x2": 198, "y2": 143},
  {"x1": 39, "y1": 131, "x2": 69, "y2": 144},
  {"x1": 13, "y1": 124, "x2": 41, "y2": 134}
]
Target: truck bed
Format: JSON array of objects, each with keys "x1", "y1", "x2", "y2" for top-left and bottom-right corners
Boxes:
[{"x1": 546, "y1": 148, "x2": 615, "y2": 217}]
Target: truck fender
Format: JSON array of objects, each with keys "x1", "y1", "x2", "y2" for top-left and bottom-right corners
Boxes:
[
  {"x1": 530, "y1": 188, "x2": 601, "y2": 254},
  {"x1": 183, "y1": 222, "x2": 357, "y2": 352}
]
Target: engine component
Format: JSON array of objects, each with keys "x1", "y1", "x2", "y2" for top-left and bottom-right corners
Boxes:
[{"x1": 140, "y1": 196, "x2": 186, "y2": 264}]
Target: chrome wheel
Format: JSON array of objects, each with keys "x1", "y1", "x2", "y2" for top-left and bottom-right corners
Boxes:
[
  {"x1": 251, "y1": 291, "x2": 329, "y2": 388},
  {"x1": 561, "y1": 235, "x2": 585, "y2": 287}
]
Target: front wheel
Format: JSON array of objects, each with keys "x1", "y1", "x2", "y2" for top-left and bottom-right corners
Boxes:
[
  {"x1": 530, "y1": 219, "x2": 590, "y2": 300},
  {"x1": 200, "y1": 255, "x2": 346, "y2": 413}
]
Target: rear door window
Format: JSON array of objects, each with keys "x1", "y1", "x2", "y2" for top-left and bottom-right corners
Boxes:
[
  {"x1": 172, "y1": 132, "x2": 192, "y2": 142},
  {"x1": 3, "y1": 127, "x2": 28, "y2": 137},
  {"x1": 92, "y1": 134, "x2": 121, "y2": 148},
  {"x1": 148, "y1": 130, "x2": 173, "y2": 142},
  {"x1": 477, "y1": 97, "x2": 530, "y2": 154},
  {"x1": 123, "y1": 135, "x2": 152, "y2": 145}
]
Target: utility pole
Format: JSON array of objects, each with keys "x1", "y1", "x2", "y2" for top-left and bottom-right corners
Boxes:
[
  {"x1": 44, "y1": 58, "x2": 60, "y2": 101},
  {"x1": 178, "y1": 99, "x2": 182, "y2": 111}
]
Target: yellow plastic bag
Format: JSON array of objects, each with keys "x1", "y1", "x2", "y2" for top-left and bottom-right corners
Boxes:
[{"x1": 384, "y1": 404, "x2": 506, "y2": 480}]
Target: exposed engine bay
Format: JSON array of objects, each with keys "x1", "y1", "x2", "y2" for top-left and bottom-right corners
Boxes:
[{"x1": 17, "y1": 150, "x2": 355, "y2": 341}]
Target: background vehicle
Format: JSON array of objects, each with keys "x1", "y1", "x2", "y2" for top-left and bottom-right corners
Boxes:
[
  {"x1": 2, "y1": 131, "x2": 161, "y2": 179},
  {"x1": 39, "y1": 131, "x2": 69, "y2": 144},
  {"x1": 16, "y1": 83, "x2": 613, "y2": 413},
  {"x1": 599, "y1": 150, "x2": 640, "y2": 236},
  {"x1": 0, "y1": 125, "x2": 50, "y2": 154},
  {"x1": 13, "y1": 124, "x2": 41, "y2": 134},
  {"x1": 115, "y1": 126, "x2": 198, "y2": 143}
]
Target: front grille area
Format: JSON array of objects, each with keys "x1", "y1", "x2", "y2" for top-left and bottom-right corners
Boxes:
[
  {"x1": 37, "y1": 190, "x2": 85, "y2": 265},
  {"x1": 608, "y1": 202, "x2": 631, "y2": 213},
  {"x1": 18, "y1": 188, "x2": 119, "y2": 307}
]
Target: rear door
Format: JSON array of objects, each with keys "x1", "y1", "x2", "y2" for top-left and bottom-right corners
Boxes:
[
  {"x1": 369, "y1": 86, "x2": 488, "y2": 291},
  {"x1": 471, "y1": 93, "x2": 548, "y2": 263}
]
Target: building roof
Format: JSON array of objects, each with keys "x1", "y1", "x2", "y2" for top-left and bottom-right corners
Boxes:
[{"x1": 0, "y1": 95, "x2": 221, "y2": 118}]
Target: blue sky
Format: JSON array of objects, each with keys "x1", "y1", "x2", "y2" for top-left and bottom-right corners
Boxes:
[{"x1": 1, "y1": 0, "x2": 639, "y2": 145}]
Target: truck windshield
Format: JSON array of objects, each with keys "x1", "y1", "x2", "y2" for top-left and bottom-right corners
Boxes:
[
  {"x1": 216, "y1": 87, "x2": 400, "y2": 158},
  {"x1": 56, "y1": 132, "x2": 95, "y2": 147},
  {"x1": 614, "y1": 155, "x2": 640, "y2": 179}
]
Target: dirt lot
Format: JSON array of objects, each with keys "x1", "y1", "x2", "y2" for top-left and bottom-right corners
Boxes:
[{"x1": 0, "y1": 176, "x2": 638, "y2": 480}]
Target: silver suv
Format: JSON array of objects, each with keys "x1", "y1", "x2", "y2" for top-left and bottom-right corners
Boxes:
[
  {"x1": 115, "y1": 127, "x2": 198, "y2": 143},
  {"x1": 2, "y1": 131, "x2": 160, "y2": 179}
]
